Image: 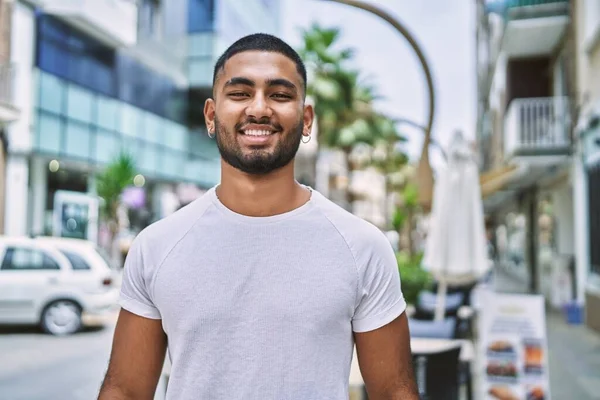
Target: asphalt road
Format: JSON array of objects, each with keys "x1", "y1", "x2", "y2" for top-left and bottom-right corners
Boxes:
[{"x1": 0, "y1": 321, "x2": 115, "y2": 400}]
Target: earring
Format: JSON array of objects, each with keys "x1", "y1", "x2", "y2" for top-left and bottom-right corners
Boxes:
[
  {"x1": 208, "y1": 129, "x2": 215, "y2": 139},
  {"x1": 301, "y1": 135, "x2": 311, "y2": 144}
]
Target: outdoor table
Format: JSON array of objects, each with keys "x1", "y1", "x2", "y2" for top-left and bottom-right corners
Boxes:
[{"x1": 350, "y1": 338, "x2": 475, "y2": 400}]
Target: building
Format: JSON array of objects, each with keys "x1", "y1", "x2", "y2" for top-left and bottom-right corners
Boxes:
[
  {"x1": 475, "y1": 0, "x2": 578, "y2": 311},
  {"x1": 0, "y1": 0, "x2": 20, "y2": 235},
  {"x1": 3, "y1": 0, "x2": 279, "y2": 239},
  {"x1": 572, "y1": 0, "x2": 600, "y2": 332}
]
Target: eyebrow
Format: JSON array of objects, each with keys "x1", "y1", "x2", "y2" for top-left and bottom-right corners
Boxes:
[{"x1": 223, "y1": 77, "x2": 298, "y2": 92}]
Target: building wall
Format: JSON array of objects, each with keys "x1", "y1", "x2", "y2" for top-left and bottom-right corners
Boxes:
[
  {"x1": 573, "y1": 0, "x2": 600, "y2": 332},
  {"x1": 575, "y1": 0, "x2": 600, "y2": 110},
  {"x1": 3, "y1": 0, "x2": 225, "y2": 236},
  {"x1": 0, "y1": 0, "x2": 12, "y2": 234},
  {"x1": 4, "y1": 1, "x2": 34, "y2": 236},
  {"x1": 0, "y1": 0, "x2": 11, "y2": 63}
]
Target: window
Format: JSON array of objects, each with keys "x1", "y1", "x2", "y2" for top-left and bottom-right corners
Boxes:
[
  {"x1": 1, "y1": 248, "x2": 61, "y2": 271},
  {"x1": 36, "y1": 112, "x2": 62, "y2": 154},
  {"x1": 188, "y1": 0, "x2": 214, "y2": 33},
  {"x1": 138, "y1": 0, "x2": 160, "y2": 38},
  {"x1": 61, "y1": 251, "x2": 91, "y2": 270},
  {"x1": 37, "y1": 14, "x2": 186, "y2": 124},
  {"x1": 64, "y1": 120, "x2": 92, "y2": 158},
  {"x1": 37, "y1": 15, "x2": 117, "y2": 97},
  {"x1": 38, "y1": 66, "x2": 66, "y2": 114}
]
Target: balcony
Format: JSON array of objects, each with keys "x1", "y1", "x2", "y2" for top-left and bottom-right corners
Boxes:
[
  {"x1": 40, "y1": 0, "x2": 137, "y2": 47},
  {"x1": 501, "y1": 0, "x2": 569, "y2": 57},
  {"x1": 504, "y1": 96, "x2": 571, "y2": 164},
  {"x1": 0, "y1": 64, "x2": 19, "y2": 123}
]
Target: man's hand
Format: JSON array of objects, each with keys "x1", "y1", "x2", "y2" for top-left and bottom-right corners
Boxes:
[
  {"x1": 98, "y1": 309, "x2": 167, "y2": 399},
  {"x1": 354, "y1": 312, "x2": 419, "y2": 399}
]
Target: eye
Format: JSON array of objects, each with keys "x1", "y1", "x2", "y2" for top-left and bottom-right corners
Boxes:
[
  {"x1": 272, "y1": 93, "x2": 292, "y2": 100},
  {"x1": 228, "y1": 92, "x2": 249, "y2": 98}
]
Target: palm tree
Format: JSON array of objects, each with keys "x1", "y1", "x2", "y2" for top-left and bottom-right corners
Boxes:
[
  {"x1": 96, "y1": 151, "x2": 137, "y2": 265},
  {"x1": 298, "y1": 24, "x2": 392, "y2": 208}
]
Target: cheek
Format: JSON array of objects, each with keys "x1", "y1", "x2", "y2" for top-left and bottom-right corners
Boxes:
[{"x1": 276, "y1": 105, "x2": 303, "y2": 125}]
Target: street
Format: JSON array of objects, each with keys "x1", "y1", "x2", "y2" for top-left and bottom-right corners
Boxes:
[
  {"x1": 0, "y1": 313, "x2": 169, "y2": 400},
  {"x1": 0, "y1": 322, "x2": 114, "y2": 400}
]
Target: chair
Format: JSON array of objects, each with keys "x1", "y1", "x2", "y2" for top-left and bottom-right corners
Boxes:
[
  {"x1": 414, "y1": 291, "x2": 464, "y2": 319},
  {"x1": 431, "y1": 281, "x2": 477, "y2": 306},
  {"x1": 409, "y1": 317, "x2": 457, "y2": 339},
  {"x1": 412, "y1": 345, "x2": 461, "y2": 400}
]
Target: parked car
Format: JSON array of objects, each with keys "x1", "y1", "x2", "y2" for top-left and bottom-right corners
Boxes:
[{"x1": 0, "y1": 236, "x2": 119, "y2": 335}]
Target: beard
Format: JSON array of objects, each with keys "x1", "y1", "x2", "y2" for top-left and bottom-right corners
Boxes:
[{"x1": 214, "y1": 116, "x2": 304, "y2": 175}]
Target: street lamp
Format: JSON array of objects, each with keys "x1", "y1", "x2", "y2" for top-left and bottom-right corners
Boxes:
[{"x1": 320, "y1": 0, "x2": 437, "y2": 209}]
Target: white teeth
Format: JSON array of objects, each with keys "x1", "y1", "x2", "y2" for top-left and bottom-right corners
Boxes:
[{"x1": 244, "y1": 129, "x2": 272, "y2": 136}]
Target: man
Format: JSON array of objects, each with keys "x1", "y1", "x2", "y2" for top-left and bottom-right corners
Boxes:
[{"x1": 99, "y1": 33, "x2": 418, "y2": 399}]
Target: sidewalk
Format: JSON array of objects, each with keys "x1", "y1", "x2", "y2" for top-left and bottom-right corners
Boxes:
[
  {"x1": 492, "y1": 266, "x2": 600, "y2": 400},
  {"x1": 546, "y1": 310, "x2": 600, "y2": 400}
]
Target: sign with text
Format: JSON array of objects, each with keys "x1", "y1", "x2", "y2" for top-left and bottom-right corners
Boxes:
[
  {"x1": 479, "y1": 292, "x2": 550, "y2": 400},
  {"x1": 53, "y1": 190, "x2": 99, "y2": 244}
]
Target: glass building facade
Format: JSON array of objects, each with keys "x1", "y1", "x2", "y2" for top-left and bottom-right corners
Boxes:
[
  {"x1": 36, "y1": 14, "x2": 187, "y2": 123},
  {"x1": 34, "y1": 71, "x2": 219, "y2": 187},
  {"x1": 30, "y1": 1, "x2": 280, "y2": 189},
  {"x1": 33, "y1": 13, "x2": 220, "y2": 188},
  {"x1": 187, "y1": 0, "x2": 280, "y2": 87}
]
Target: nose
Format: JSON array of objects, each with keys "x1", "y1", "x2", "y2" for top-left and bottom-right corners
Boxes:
[{"x1": 245, "y1": 92, "x2": 273, "y2": 120}]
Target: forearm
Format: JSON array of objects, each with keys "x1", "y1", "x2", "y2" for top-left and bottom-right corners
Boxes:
[
  {"x1": 98, "y1": 374, "x2": 157, "y2": 400},
  {"x1": 97, "y1": 385, "x2": 130, "y2": 400},
  {"x1": 366, "y1": 364, "x2": 420, "y2": 400},
  {"x1": 367, "y1": 384, "x2": 420, "y2": 400}
]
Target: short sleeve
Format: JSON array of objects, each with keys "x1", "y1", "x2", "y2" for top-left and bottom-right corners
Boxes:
[
  {"x1": 119, "y1": 234, "x2": 161, "y2": 319},
  {"x1": 352, "y1": 236, "x2": 406, "y2": 333}
]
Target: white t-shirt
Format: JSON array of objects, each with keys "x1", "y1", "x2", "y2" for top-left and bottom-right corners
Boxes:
[{"x1": 119, "y1": 187, "x2": 406, "y2": 399}]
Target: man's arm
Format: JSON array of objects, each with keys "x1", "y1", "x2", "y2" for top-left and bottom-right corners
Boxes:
[
  {"x1": 98, "y1": 309, "x2": 167, "y2": 399},
  {"x1": 354, "y1": 312, "x2": 419, "y2": 400}
]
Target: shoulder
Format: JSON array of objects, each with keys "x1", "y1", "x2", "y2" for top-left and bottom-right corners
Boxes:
[
  {"x1": 311, "y1": 191, "x2": 393, "y2": 269},
  {"x1": 132, "y1": 188, "x2": 214, "y2": 266}
]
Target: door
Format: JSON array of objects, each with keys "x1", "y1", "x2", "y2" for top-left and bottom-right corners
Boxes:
[{"x1": 0, "y1": 245, "x2": 63, "y2": 324}]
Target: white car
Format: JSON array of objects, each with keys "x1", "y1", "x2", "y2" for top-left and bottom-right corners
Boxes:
[{"x1": 0, "y1": 236, "x2": 119, "y2": 335}]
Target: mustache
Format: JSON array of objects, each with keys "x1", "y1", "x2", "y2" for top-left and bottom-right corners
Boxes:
[{"x1": 235, "y1": 118, "x2": 283, "y2": 132}]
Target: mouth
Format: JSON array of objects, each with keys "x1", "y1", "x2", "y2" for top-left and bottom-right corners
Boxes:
[
  {"x1": 239, "y1": 124, "x2": 279, "y2": 136},
  {"x1": 241, "y1": 129, "x2": 276, "y2": 136},
  {"x1": 238, "y1": 125, "x2": 279, "y2": 145}
]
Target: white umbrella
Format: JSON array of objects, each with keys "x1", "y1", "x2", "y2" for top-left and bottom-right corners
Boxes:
[{"x1": 422, "y1": 131, "x2": 489, "y2": 321}]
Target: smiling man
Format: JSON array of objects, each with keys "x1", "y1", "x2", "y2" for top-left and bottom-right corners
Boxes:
[{"x1": 98, "y1": 34, "x2": 418, "y2": 400}]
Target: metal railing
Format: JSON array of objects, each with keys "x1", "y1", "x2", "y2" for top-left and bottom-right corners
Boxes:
[
  {"x1": 0, "y1": 63, "x2": 14, "y2": 106},
  {"x1": 504, "y1": 96, "x2": 570, "y2": 157}
]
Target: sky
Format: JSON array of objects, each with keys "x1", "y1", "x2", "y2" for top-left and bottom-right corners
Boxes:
[{"x1": 281, "y1": 0, "x2": 477, "y2": 169}]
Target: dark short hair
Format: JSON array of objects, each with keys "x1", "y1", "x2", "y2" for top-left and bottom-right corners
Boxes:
[{"x1": 212, "y1": 33, "x2": 307, "y2": 95}]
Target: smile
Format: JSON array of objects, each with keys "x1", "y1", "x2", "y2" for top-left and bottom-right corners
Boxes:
[{"x1": 242, "y1": 129, "x2": 275, "y2": 136}]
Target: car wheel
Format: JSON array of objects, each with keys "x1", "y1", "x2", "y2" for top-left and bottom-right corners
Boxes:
[{"x1": 41, "y1": 300, "x2": 82, "y2": 336}]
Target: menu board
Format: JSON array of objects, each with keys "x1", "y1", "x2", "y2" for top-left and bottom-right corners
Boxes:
[{"x1": 478, "y1": 292, "x2": 550, "y2": 400}]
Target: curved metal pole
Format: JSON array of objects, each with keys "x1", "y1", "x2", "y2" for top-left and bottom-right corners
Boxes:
[
  {"x1": 321, "y1": 0, "x2": 437, "y2": 208},
  {"x1": 394, "y1": 118, "x2": 447, "y2": 161},
  {"x1": 321, "y1": 0, "x2": 436, "y2": 144}
]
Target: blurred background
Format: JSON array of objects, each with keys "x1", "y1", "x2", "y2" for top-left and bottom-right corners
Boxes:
[{"x1": 0, "y1": 0, "x2": 599, "y2": 399}]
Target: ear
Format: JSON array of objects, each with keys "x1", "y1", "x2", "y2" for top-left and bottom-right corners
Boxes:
[
  {"x1": 204, "y1": 98, "x2": 216, "y2": 134},
  {"x1": 302, "y1": 103, "x2": 315, "y2": 137}
]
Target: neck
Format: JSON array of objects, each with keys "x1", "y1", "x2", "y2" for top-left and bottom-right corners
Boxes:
[{"x1": 216, "y1": 160, "x2": 310, "y2": 217}]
